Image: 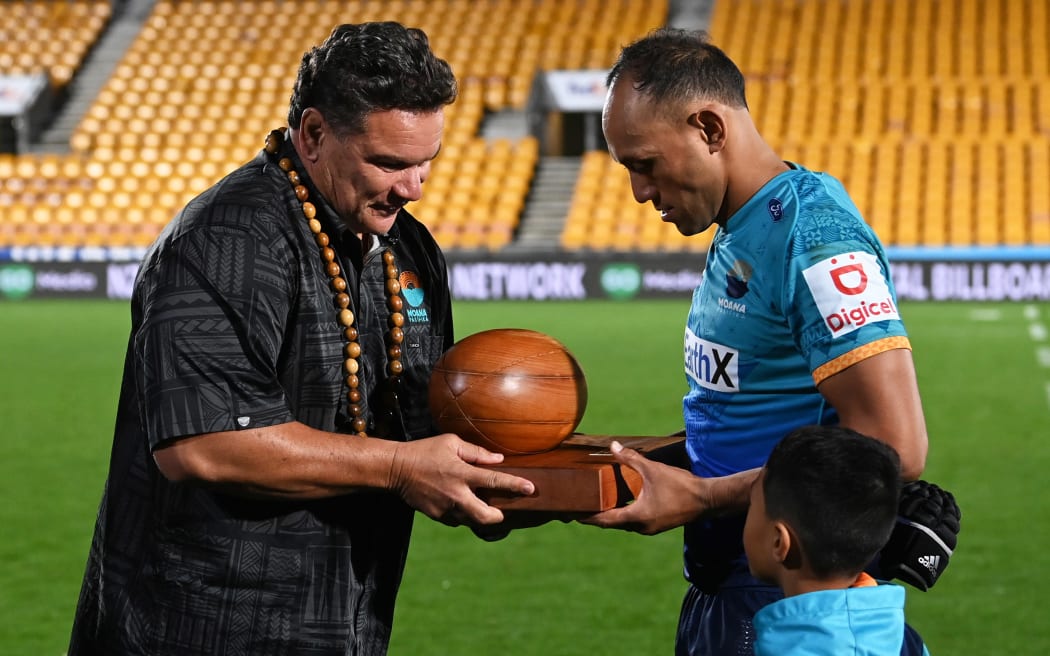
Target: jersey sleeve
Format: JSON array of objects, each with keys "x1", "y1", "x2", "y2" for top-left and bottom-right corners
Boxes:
[
  {"x1": 133, "y1": 218, "x2": 298, "y2": 448},
  {"x1": 783, "y1": 203, "x2": 910, "y2": 386}
]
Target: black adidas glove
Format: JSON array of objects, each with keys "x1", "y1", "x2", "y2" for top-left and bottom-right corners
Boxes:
[{"x1": 877, "y1": 480, "x2": 961, "y2": 591}]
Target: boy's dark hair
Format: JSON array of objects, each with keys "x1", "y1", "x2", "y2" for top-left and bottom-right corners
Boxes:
[
  {"x1": 288, "y1": 22, "x2": 457, "y2": 136},
  {"x1": 606, "y1": 27, "x2": 748, "y2": 110},
  {"x1": 764, "y1": 425, "x2": 901, "y2": 579}
]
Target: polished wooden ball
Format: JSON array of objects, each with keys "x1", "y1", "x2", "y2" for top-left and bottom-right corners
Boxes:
[{"x1": 428, "y1": 328, "x2": 588, "y2": 455}]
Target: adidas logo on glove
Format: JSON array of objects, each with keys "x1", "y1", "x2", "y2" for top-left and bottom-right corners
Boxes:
[{"x1": 917, "y1": 554, "x2": 940, "y2": 574}]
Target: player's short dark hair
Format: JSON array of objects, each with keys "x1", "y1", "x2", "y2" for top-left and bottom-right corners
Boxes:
[
  {"x1": 607, "y1": 27, "x2": 747, "y2": 110},
  {"x1": 763, "y1": 425, "x2": 902, "y2": 579},
  {"x1": 287, "y1": 22, "x2": 457, "y2": 135}
]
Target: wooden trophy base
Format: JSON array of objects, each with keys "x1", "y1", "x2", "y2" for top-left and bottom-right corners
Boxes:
[{"x1": 482, "y1": 434, "x2": 684, "y2": 512}]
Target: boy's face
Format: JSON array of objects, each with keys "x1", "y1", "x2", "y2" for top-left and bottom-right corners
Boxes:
[{"x1": 743, "y1": 469, "x2": 778, "y2": 584}]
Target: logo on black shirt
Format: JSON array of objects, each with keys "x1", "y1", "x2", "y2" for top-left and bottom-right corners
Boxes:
[{"x1": 400, "y1": 271, "x2": 429, "y2": 323}]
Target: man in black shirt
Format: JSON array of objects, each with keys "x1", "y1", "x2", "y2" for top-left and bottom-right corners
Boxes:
[{"x1": 69, "y1": 22, "x2": 534, "y2": 655}]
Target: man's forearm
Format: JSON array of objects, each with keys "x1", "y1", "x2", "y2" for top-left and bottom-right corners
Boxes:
[
  {"x1": 699, "y1": 467, "x2": 761, "y2": 518},
  {"x1": 152, "y1": 421, "x2": 402, "y2": 499}
]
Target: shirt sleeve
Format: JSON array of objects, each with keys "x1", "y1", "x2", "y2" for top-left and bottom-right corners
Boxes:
[
  {"x1": 783, "y1": 210, "x2": 910, "y2": 386},
  {"x1": 134, "y1": 220, "x2": 298, "y2": 448}
]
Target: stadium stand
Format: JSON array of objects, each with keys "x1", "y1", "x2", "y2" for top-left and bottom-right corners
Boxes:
[
  {"x1": 0, "y1": 0, "x2": 666, "y2": 253},
  {"x1": 2, "y1": 0, "x2": 1046, "y2": 255},
  {"x1": 563, "y1": 0, "x2": 1050, "y2": 251},
  {"x1": 0, "y1": 0, "x2": 112, "y2": 248},
  {"x1": 0, "y1": 0, "x2": 110, "y2": 91},
  {"x1": 714, "y1": 0, "x2": 1050, "y2": 249}
]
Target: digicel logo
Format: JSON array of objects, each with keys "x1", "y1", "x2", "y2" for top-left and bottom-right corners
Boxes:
[
  {"x1": 829, "y1": 260, "x2": 868, "y2": 295},
  {"x1": 802, "y1": 252, "x2": 900, "y2": 337},
  {"x1": 825, "y1": 297, "x2": 900, "y2": 332}
]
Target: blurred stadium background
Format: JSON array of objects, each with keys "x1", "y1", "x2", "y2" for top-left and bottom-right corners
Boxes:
[
  {"x1": 1, "y1": 0, "x2": 1049, "y2": 654},
  {"x1": 1, "y1": 0, "x2": 1047, "y2": 301}
]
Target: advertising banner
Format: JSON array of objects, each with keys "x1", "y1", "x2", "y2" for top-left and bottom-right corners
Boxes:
[
  {"x1": 891, "y1": 260, "x2": 1050, "y2": 302},
  {"x1": 2, "y1": 254, "x2": 1050, "y2": 302},
  {"x1": 0, "y1": 261, "x2": 104, "y2": 300},
  {"x1": 538, "y1": 70, "x2": 609, "y2": 112},
  {"x1": 0, "y1": 74, "x2": 47, "y2": 116},
  {"x1": 446, "y1": 253, "x2": 701, "y2": 301}
]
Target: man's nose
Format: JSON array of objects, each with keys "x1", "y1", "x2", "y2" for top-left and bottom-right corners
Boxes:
[
  {"x1": 394, "y1": 167, "x2": 425, "y2": 202},
  {"x1": 629, "y1": 171, "x2": 655, "y2": 204}
]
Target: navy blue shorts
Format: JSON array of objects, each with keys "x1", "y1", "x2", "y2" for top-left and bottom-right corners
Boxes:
[{"x1": 675, "y1": 570, "x2": 782, "y2": 656}]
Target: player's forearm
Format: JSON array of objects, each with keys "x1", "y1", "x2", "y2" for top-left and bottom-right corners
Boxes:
[
  {"x1": 698, "y1": 467, "x2": 761, "y2": 517},
  {"x1": 153, "y1": 421, "x2": 402, "y2": 499}
]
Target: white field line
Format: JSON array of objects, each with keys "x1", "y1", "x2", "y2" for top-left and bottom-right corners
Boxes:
[
  {"x1": 969, "y1": 308, "x2": 1002, "y2": 321},
  {"x1": 1025, "y1": 306, "x2": 1050, "y2": 411}
]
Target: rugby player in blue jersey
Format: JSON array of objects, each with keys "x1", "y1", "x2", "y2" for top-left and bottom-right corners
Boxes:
[{"x1": 583, "y1": 28, "x2": 930, "y2": 655}]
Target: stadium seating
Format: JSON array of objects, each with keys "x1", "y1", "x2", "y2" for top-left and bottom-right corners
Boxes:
[
  {"x1": 2, "y1": 0, "x2": 1045, "y2": 254},
  {"x1": 0, "y1": 0, "x2": 110, "y2": 90},
  {"x1": 0, "y1": 0, "x2": 111, "y2": 248},
  {"x1": 0, "y1": 0, "x2": 667, "y2": 252},
  {"x1": 565, "y1": 0, "x2": 1050, "y2": 251},
  {"x1": 712, "y1": 0, "x2": 1049, "y2": 248}
]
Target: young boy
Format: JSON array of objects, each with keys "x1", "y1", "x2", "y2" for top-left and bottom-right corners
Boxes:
[{"x1": 743, "y1": 425, "x2": 931, "y2": 655}]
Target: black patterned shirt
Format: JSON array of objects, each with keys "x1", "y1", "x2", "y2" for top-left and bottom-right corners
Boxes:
[{"x1": 70, "y1": 138, "x2": 454, "y2": 655}]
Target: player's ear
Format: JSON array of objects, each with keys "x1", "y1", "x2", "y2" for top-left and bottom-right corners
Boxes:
[
  {"x1": 687, "y1": 106, "x2": 727, "y2": 153},
  {"x1": 774, "y1": 521, "x2": 803, "y2": 570}
]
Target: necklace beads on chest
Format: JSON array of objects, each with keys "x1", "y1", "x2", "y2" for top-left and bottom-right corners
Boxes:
[{"x1": 265, "y1": 128, "x2": 405, "y2": 437}]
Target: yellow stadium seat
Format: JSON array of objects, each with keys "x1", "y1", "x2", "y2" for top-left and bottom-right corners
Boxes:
[
  {"x1": 947, "y1": 142, "x2": 976, "y2": 246},
  {"x1": 895, "y1": 144, "x2": 922, "y2": 247},
  {"x1": 847, "y1": 144, "x2": 874, "y2": 221},
  {"x1": 857, "y1": 82, "x2": 884, "y2": 141},
  {"x1": 910, "y1": 84, "x2": 934, "y2": 137},
  {"x1": 1027, "y1": 140, "x2": 1050, "y2": 244},
  {"x1": 868, "y1": 144, "x2": 897, "y2": 243},
  {"x1": 1001, "y1": 142, "x2": 1026, "y2": 245},
  {"x1": 921, "y1": 142, "x2": 948, "y2": 247}
]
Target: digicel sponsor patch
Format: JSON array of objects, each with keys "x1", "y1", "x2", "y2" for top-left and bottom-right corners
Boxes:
[{"x1": 802, "y1": 251, "x2": 900, "y2": 337}]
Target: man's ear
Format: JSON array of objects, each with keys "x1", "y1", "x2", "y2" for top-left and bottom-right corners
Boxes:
[
  {"x1": 687, "y1": 108, "x2": 727, "y2": 153},
  {"x1": 773, "y1": 521, "x2": 803, "y2": 571},
  {"x1": 298, "y1": 108, "x2": 326, "y2": 162}
]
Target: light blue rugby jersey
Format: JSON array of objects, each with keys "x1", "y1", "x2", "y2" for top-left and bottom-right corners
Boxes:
[{"x1": 683, "y1": 164, "x2": 910, "y2": 478}]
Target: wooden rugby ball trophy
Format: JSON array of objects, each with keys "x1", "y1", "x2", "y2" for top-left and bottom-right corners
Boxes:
[{"x1": 428, "y1": 328, "x2": 675, "y2": 511}]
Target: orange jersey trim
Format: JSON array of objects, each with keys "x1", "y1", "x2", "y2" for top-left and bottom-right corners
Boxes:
[
  {"x1": 812, "y1": 336, "x2": 912, "y2": 386},
  {"x1": 852, "y1": 572, "x2": 878, "y2": 588}
]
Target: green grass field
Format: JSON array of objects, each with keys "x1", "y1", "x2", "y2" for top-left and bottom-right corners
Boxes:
[{"x1": 1, "y1": 299, "x2": 1047, "y2": 654}]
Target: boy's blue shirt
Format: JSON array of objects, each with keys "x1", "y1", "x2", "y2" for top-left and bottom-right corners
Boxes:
[{"x1": 753, "y1": 581, "x2": 930, "y2": 656}]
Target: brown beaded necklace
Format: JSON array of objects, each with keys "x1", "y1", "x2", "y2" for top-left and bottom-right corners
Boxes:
[{"x1": 264, "y1": 127, "x2": 405, "y2": 437}]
